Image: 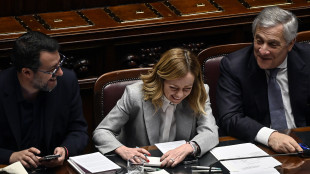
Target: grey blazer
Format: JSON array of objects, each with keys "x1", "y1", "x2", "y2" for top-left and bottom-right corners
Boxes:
[{"x1": 93, "y1": 82, "x2": 219, "y2": 157}]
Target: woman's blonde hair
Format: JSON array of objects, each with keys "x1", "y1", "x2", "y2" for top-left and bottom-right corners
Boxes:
[{"x1": 141, "y1": 48, "x2": 207, "y2": 115}]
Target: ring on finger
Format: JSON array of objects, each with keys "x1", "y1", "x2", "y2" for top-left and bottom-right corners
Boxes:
[{"x1": 170, "y1": 158, "x2": 175, "y2": 162}]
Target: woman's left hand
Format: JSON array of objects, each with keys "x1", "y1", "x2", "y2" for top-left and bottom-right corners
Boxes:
[{"x1": 160, "y1": 143, "x2": 193, "y2": 168}]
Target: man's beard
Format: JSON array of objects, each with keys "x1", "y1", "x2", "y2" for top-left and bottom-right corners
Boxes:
[{"x1": 32, "y1": 75, "x2": 57, "y2": 92}]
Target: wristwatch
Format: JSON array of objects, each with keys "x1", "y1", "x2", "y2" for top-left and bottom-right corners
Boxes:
[{"x1": 188, "y1": 141, "x2": 198, "y2": 156}]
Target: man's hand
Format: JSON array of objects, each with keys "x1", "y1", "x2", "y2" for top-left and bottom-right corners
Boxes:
[
  {"x1": 39, "y1": 147, "x2": 66, "y2": 168},
  {"x1": 115, "y1": 146, "x2": 150, "y2": 162},
  {"x1": 268, "y1": 132, "x2": 303, "y2": 153},
  {"x1": 160, "y1": 143, "x2": 193, "y2": 168},
  {"x1": 9, "y1": 147, "x2": 41, "y2": 169}
]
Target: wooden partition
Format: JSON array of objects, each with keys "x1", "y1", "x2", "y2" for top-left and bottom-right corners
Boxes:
[
  {"x1": 1, "y1": 0, "x2": 310, "y2": 153},
  {"x1": 0, "y1": 0, "x2": 161, "y2": 17}
]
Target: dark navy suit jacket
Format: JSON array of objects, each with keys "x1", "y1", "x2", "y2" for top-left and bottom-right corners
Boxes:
[
  {"x1": 216, "y1": 43, "x2": 310, "y2": 142},
  {"x1": 0, "y1": 67, "x2": 88, "y2": 164}
]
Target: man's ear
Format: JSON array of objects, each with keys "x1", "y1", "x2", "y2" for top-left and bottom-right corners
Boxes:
[
  {"x1": 287, "y1": 38, "x2": 296, "y2": 52},
  {"x1": 21, "y1": 68, "x2": 33, "y2": 78}
]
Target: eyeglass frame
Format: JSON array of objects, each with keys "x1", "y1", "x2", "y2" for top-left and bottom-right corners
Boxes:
[{"x1": 36, "y1": 53, "x2": 67, "y2": 78}]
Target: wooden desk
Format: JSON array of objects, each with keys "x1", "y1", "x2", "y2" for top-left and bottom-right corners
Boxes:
[{"x1": 2, "y1": 127, "x2": 309, "y2": 173}]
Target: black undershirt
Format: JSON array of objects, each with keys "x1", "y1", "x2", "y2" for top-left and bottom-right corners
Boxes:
[{"x1": 18, "y1": 93, "x2": 46, "y2": 155}]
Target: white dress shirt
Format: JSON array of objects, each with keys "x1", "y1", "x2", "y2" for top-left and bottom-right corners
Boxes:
[{"x1": 159, "y1": 96, "x2": 177, "y2": 143}]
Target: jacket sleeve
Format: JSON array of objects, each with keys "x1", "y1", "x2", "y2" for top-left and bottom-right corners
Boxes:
[
  {"x1": 92, "y1": 85, "x2": 135, "y2": 154},
  {"x1": 191, "y1": 84, "x2": 219, "y2": 157},
  {"x1": 216, "y1": 56, "x2": 264, "y2": 142}
]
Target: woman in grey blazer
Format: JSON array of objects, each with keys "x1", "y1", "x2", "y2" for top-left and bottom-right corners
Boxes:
[{"x1": 93, "y1": 48, "x2": 219, "y2": 168}]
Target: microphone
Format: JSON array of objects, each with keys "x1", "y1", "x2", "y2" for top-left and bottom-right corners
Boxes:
[{"x1": 207, "y1": 149, "x2": 310, "y2": 173}]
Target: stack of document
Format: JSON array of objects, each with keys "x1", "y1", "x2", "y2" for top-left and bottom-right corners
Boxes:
[
  {"x1": 210, "y1": 143, "x2": 281, "y2": 174},
  {"x1": 68, "y1": 152, "x2": 121, "y2": 174}
]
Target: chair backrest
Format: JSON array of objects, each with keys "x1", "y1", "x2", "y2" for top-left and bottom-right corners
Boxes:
[
  {"x1": 297, "y1": 30, "x2": 310, "y2": 44},
  {"x1": 197, "y1": 43, "x2": 252, "y2": 120},
  {"x1": 93, "y1": 68, "x2": 151, "y2": 127}
]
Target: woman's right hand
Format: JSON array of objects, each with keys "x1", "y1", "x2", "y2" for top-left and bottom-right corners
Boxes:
[{"x1": 115, "y1": 145, "x2": 150, "y2": 162}]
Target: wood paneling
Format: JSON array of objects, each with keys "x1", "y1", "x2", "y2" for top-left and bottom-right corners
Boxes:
[{"x1": 0, "y1": 0, "x2": 161, "y2": 17}]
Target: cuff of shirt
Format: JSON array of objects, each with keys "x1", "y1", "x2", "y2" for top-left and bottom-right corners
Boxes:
[{"x1": 255, "y1": 127, "x2": 276, "y2": 146}]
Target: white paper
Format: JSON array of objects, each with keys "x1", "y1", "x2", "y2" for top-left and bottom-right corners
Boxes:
[
  {"x1": 0, "y1": 161, "x2": 28, "y2": 174},
  {"x1": 69, "y1": 152, "x2": 121, "y2": 173},
  {"x1": 231, "y1": 168, "x2": 280, "y2": 174},
  {"x1": 155, "y1": 140, "x2": 186, "y2": 154},
  {"x1": 210, "y1": 143, "x2": 281, "y2": 172},
  {"x1": 145, "y1": 156, "x2": 162, "y2": 167}
]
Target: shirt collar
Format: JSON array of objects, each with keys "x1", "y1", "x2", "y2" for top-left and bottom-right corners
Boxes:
[
  {"x1": 162, "y1": 96, "x2": 177, "y2": 112},
  {"x1": 277, "y1": 56, "x2": 287, "y2": 69},
  {"x1": 265, "y1": 56, "x2": 287, "y2": 75}
]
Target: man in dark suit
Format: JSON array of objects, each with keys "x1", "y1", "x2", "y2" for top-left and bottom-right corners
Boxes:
[
  {"x1": 0, "y1": 31, "x2": 88, "y2": 168},
  {"x1": 217, "y1": 6, "x2": 309, "y2": 153}
]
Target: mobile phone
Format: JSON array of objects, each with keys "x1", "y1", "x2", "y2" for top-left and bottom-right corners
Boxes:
[{"x1": 39, "y1": 154, "x2": 61, "y2": 161}]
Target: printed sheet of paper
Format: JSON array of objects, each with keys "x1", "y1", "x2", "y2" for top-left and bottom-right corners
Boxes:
[
  {"x1": 231, "y1": 168, "x2": 280, "y2": 174},
  {"x1": 0, "y1": 161, "x2": 28, "y2": 174},
  {"x1": 210, "y1": 143, "x2": 281, "y2": 172},
  {"x1": 155, "y1": 140, "x2": 186, "y2": 154},
  {"x1": 69, "y1": 152, "x2": 120, "y2": 173}
]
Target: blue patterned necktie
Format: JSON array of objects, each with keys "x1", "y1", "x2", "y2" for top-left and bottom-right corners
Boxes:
[{"x1": 268, "y1": 68, "x2": 288, "y2": 130}]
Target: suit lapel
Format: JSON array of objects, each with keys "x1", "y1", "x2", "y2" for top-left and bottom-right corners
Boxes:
[
  {"x1": 175, "y1": 102, "x2": 193, "y2": 140},
  {"x1": 143, "y1": 100, "x2": 160, "y2": 145},
  {"x1": 143, "y1": 100, "x2": 194, "y2": 144},
  {"x1": 248, "y1": 53, "x2": 269, "y2": 120}
]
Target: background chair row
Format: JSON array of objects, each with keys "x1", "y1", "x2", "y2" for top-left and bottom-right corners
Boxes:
[
  {"x1": 93, "y1": 42, "x2": 251, "y2": 136},
  {"x1": 94, "y1": 32, "x2": 310, "y2": 136},
  {"x1": 94, "y1": 43, "x2": 251, "y2": 119}
]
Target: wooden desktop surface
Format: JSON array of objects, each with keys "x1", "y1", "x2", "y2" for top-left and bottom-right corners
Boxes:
[{"x1": 1, "y1": 127, "x2": 310, "y2": 173}]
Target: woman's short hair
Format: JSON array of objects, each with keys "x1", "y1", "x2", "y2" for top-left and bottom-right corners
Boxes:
[
  {"x1": 141, "y1": 48, "x2": 207, "y2": 115},
  {"x1": 252, "y1": 6, "x2": 298, "y2": 44}
]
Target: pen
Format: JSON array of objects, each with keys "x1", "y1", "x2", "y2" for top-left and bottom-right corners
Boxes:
[
  {"x1": 192, "y1": 169, "x2": 222, "y2": 173},
  {"x1": 191, "y1": 166, "x2": 222, "y2": 170},
  {"x1": 144, "y1": 166, "x2": 161, "y2": 172},
  {"x1": 299, "y1": 143, "x2": 310, "y2": 150}
]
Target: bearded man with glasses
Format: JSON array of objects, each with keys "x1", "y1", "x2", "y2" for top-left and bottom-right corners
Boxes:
[{"x1": 0, "y1": 31, "x2": 88, "y2": 170}]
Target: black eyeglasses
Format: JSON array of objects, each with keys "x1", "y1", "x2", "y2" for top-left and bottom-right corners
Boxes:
[{"x1": 37, "y1": 53, "x2": 67, "y2": 78}]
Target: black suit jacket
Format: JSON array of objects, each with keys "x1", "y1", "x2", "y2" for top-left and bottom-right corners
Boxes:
[
  {"x1": 216, "y1": 43, "x2": 310, "y2": 142},
  {"x1": 0, "y1": 67, "x2": 88, "y2": 164}
]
